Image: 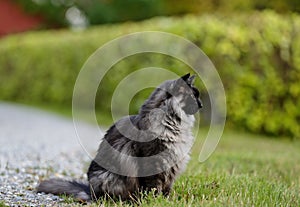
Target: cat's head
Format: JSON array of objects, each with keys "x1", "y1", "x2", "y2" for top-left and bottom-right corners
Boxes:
[
  {"x1": 141, "y1": 73, "x2": 203, "y2": 116},
  {"x1": 170, "y1": 73, "x2": 203, "y2": 115}
]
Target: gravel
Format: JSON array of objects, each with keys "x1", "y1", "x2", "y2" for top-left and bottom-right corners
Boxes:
[{"x1": 0, "y1": 102, "x2": 104, "y2": 207}]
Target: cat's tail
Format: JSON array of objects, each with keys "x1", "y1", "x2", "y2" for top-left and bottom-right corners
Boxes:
[{"x1": 37, "y1": 178, "x2": 91, "y2": 201}]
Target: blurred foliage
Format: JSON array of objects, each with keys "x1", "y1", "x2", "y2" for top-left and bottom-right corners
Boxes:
[
  {"x1": 14, "y1": 0, "x2": 70, "y2": 27},
  {"x1": 1, "y1": 11, "x2": 300, "y2": 139},
  {"x1": 13, "y1": 0, "x2": 192, "y2": 27},
  {"x1": 193, "y1": 0, "x2": 300, "y2": 13},
  {"x1": 13, "y1": 0, "x2": 300, "y2": 28},
  {"x1": 75, "y1": 0, "x2": 164, "y2": 25}
]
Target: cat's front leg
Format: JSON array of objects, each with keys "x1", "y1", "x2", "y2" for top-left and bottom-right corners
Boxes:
[{"x1": 162, "y1": 183, "x2": 173, "y2": 196}]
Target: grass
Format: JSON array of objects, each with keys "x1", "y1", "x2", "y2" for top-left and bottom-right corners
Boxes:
[
  {"x1": 58, "y1": 128, "x2": 300, "y2": 207},
  {"x1": 6, "y1": 102, "x2": 299, "y2": 206},
  {"x1": 0, "y1": 201, "x2": 8, "y2": 207}
]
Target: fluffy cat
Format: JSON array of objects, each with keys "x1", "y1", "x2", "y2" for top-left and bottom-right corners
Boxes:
[{"x1": 37, "y1": 73, "x2": 202, "y2": 202}]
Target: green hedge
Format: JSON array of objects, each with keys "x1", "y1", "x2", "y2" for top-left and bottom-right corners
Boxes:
[{"x1": 1, "y1": 11, "x2": 300, "y2": 138}]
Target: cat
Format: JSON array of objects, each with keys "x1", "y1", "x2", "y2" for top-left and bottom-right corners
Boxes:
[{"x1": 37, "y1": 73, "x2": 203, "y2": 202}]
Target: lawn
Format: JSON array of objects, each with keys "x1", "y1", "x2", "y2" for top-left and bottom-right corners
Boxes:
[{"x1": 61, "y1": 128, "x2": 300, "y2": 207}]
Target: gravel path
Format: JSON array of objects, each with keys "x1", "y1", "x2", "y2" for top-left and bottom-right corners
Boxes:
[{"x1": 0, "y1": 102, "x2": 103, "y2": 207}]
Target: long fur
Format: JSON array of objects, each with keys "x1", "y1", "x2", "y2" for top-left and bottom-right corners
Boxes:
[
  {"x1": 37, "y1": 73, "x2": 202, "y2": 201},
  {"x1": 37, "y1": 179, "x2": 90, "y2": 201}
]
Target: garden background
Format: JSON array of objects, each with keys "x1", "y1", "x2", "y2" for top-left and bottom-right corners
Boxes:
[{"x1": 0, "y1": 0, "x2": 299, "y2": 206}]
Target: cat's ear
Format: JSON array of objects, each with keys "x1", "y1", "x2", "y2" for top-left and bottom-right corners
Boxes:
[
  {"x1": 187, "y1": 74, "x2": 196, "y2": 85},
  {"x1": 180, "y1": 73, "x2": 196, "y2": 85},
  {"x1": 180, "y1": 73, "x2": 190, "y2": 82}
]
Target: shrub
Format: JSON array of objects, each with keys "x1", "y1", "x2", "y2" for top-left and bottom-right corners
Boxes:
[{"x1": 0, "y1": 11, "x2": 299, "y2": 138}]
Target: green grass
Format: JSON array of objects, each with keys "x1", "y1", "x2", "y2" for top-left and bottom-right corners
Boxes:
[
  {"x1": 4, "y1": 103, "x2": 299, "y2": 206},
  {"x1": 58, "y1": 128, "x2": 300, "y2": 206},
  {"x1": 0, "y1": 201, "x2": 8, "y2": 207}
]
